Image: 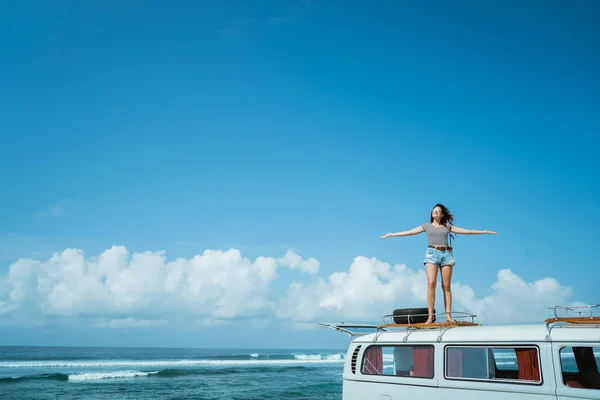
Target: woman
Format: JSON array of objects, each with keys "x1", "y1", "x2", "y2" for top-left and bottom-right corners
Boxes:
[{"x1": 381, "y1": 204, "x2": 497, "y2": 324}]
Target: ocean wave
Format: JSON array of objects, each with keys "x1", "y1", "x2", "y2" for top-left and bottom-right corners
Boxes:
[
  {"x1": 0, "y1": 357, "x2": 344, "y2": 369},
  {"x1": 0, "y1": 373, "x2": 69, "y2": 384},
  {"x1": 199, "y1": 354, "x2": 296, "y2": 361},
  {"x1": 294, "y1": 353, "x2": 343, "y2": 361},
  {"x1": 0, "y1": 366, "x2": 312, "y2": 383},
  {"x1": 69, "y1": 370, "x2": 152, "y2": 381},
  {"x1": 192, "y1": 352, "x2": 344, "y2": 362},
  {"x1": 150, "y1": 365, "x2": 306, "y2": 378}
]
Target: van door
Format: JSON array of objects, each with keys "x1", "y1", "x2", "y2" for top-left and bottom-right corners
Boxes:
[{"x1": 552, "y1": 342, "x2": 600, "y2": 399}]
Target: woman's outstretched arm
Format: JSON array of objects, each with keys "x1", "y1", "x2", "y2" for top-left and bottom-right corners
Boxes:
[
  {"x1": 450, "y1": 226, "x2": 497, "y2": 235},
  {"x1": 381, "y1": 226, "x2": 424, "y2": 239}
]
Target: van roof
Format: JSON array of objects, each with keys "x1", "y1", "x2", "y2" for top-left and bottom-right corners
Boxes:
[{"x1": 353, "y1": 323, "x2": 600, "y2": 344}]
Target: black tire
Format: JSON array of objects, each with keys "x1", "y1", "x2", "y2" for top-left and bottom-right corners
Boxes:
[{"x1": 392, "y1": 307, "x2": 435, "y2": 324}]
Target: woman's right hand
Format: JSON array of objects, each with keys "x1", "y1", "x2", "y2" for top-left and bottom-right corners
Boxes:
[{"x1": 381, "y1": 233, "x2": 392, "y2": 239}]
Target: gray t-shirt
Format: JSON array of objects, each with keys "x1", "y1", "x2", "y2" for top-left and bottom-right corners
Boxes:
[{"x1": 421, "y1": 223, "x2": 452, "y2": 246}]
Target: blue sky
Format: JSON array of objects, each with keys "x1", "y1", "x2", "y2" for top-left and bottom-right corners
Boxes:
[{"x1": 1, "y1": 0, "x2": 599, "y2": 349}]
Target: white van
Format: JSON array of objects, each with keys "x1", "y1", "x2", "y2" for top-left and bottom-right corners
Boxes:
[{"x1": 320, "y1": 305, "x2": 600, "y2": 400}]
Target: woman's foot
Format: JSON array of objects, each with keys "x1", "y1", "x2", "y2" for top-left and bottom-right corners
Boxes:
[
  {"x1": 425, "y1": 314, "x2": 436, "y2": 324},
  {"x1": 446, "y1": 313, "x2": 456, "y2": 323}
]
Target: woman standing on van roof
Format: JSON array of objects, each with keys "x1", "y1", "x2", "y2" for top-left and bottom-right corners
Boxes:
[{"x1": 381, "y1": 204, "x2": 497, "y2": 324}]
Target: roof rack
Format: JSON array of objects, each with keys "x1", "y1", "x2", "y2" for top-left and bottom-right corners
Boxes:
[
  {"x1": 375, "y1": 311, "x2": 480, "y2": 342},
  {"x1": 544, "y1": 304, "x2": 600, "y2": 340},
  {"x1": 318, "y1": 311, "x2": 480, "y2": 342},
  {"x1": 318, "y1": 323, "x2": 385, "y2": 340},
  {"x1": 378, "y1": 310, "x2": 479, "y2": 329}
]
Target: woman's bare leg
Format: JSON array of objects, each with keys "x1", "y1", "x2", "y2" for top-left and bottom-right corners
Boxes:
[
  {"x1": 425, "y1": 263, "x2": 438, "y2": 324},
  {"x1": 440, "y1": 265, "x2": 455, "y2": 322}
]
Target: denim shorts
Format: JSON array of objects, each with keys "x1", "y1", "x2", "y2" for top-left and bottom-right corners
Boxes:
[{"x1": 424, "y1": 247, "x2": 455, "y2": 267}]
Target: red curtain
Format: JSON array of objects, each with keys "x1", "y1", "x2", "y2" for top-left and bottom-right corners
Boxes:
[
  {"x1": 447, "y1": 348, "x2": 463, "y2": 378},
  {"x1": 515, "y1": 348, "x2": 540, "y2": 381},
  {"x1": 412, "y1": 347, "x2": 434, "y2": 378},
  {"x1": 362, "y1": 347, "x2": 383, "y2": 375}
]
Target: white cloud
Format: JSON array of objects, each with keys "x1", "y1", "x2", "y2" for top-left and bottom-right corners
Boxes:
[
  {"x1": 451, "y1": 269, "x2": 573, "y2": 324},
  {"x1": 277, "y1": 250, "x2": 320, "y2": 275},
  {"x1": 0, "y1": 247, "x2": 580, "y2": 329},
  {"x1": 0, "y1": 246, "x2": 318, "y2": 327},
  {"x1": 275, "y1": 257, "x2": 577, "y2": 325},
  {"x1": 275, "y1": 256, "x2": 427, "y2": 323}
]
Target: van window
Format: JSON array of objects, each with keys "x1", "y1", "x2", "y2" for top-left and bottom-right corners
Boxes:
[
  {"x1": 559, "y1": 346, "x2": 600, "y2": 390},
  {"x1": 445, "y1": 346, "x2": 541, "y2": 384},
  {"x1": 362, "y1": 345, "x2": 434, "y2": 378}
]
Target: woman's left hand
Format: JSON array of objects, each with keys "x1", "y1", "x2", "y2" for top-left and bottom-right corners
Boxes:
[{"x1": 485, "y1": 230, "x2": 497, "y2": 234}]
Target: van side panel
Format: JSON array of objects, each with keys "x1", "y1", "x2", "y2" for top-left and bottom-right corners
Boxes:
[
  {"x1": 344, "y1": 378, "x2": 555, "y2": 400},
  {"x1": 343, "y1": 378, "x2": 442, "y2": 400},
  {"x1": 343, "y1": 342, "x2": 558, "y2": 400}
]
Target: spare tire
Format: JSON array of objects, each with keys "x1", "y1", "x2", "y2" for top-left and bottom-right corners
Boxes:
[{"x1": 392, "y1": 307, "x2": 434, "y2": 324}]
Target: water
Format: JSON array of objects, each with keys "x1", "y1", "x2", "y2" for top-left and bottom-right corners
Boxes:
[
  {"x1": 3, "y1": 346, "x2": 597, "y2": 399},
  {"x1": 0, "y1": 346, "x2": 344, "y2": 399}
]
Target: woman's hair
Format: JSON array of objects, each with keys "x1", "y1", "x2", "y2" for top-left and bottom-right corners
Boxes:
[
  {"x1": 430, "y1": 203, "x2": 456, "y2": 243},
  {"x1": 430, "y1": 203, "x2": 454, "y2": 226}
]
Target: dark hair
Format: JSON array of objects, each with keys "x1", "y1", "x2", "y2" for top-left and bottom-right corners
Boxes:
[{"x1": 430, "y1": 203, "x2": 455, "y2": 243}]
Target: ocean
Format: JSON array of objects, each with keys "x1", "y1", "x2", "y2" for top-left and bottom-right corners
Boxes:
[
  {"x1": 0, "y1": 346, "x2": 345, "y2": 400},
  {"x1": 2, "y1": 346, "x2": 596, "y2": 399}
]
